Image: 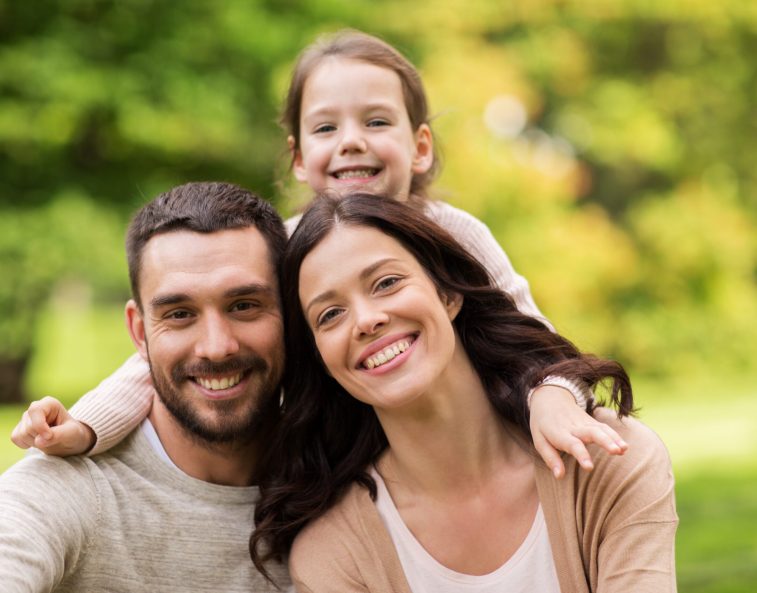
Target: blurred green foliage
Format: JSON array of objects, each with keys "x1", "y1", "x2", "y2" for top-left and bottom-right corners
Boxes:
[
  {"x1": 0, "y1": 0, "x2": 755, "y2": 399},
  {"x1": 0, "y1": 2, "x2": 755, "y2": 588}
]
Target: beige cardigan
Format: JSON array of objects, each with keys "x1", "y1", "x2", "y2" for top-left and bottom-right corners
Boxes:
[{"x1": 290, "y1": 414, "x2": 678, "y2": 593}]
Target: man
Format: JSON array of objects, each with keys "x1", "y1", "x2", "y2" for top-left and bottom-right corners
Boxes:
[{"x1": 0, "y1": 182, "x2": 290, "y2": 592}]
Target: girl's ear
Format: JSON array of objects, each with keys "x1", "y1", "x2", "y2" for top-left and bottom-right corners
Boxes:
[
  {"x1": 289, "y1": 135, "x2": 308, "y2": 183},
  {"x1": 441, "y1": 290, "x2": 463, "y2": 321},
  {"x1": 412, "y1": 123, "x2": 434, "y2": 175}
]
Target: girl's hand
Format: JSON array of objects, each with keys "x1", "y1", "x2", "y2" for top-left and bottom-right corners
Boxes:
[
  {"x1": 10, "y1": 396, "x2": 96, "y2": 456},
  {"x1": 529, "y1": 386, "x2": 628, "y2": 478}
]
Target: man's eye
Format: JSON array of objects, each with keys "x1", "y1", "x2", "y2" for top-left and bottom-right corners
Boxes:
[
  {"x1": 166, "y1": 310, "x2": 192, "y2": 320},
  {"x1": 231, "y1": 301, "x2": 260, "y2": 313}
]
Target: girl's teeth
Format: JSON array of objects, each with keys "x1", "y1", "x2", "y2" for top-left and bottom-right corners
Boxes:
[
  {"x1": 364, "y1": 339, "x2": 411, "y2": 370},
  {"x1": 336, "y1": 169, "x2": 376, "y2": 179},
  {"x1": 197, "y1": 373, "x2": 242, "y2": 391}
]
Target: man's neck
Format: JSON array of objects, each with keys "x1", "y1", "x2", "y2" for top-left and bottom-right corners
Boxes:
[{"x1": 148, "y1": 397, "x2": 259, "y2": 487}]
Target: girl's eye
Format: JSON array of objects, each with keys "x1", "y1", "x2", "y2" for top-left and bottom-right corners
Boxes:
[
  {"x1": 314, "y1": 124, "x2": 336, "y2": 134},
  {"x1": 367, "y1": 119, "x2": 389, "y2": 128},
  {"x1": 316, "y1": 307, "x2": 344, "y2": 327}
]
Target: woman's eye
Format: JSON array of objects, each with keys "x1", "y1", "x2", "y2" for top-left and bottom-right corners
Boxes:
[
  {"x1": 375, "y1": 276, "x2": 400, "y2": 291},
  {"x1": 316, "y1": 308, "x2": 343, "y2": 327}
]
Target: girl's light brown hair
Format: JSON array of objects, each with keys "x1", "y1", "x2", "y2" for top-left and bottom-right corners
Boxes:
[{"x1": 282, "y1": 29, "x2": 440, "y2": 198}]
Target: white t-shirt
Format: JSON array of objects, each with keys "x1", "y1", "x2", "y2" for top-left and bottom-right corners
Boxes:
[{"x1": 372, "y1": 468, "x2": 561, "y2": 593}]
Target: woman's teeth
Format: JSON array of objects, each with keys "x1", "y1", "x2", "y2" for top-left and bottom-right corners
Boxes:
[
  {"x1": 196, "y1": 373, "x2": 242, "y2": 391},
  {"x1": 363, "y1": 339, "x2": 412, "y2": 370},
  {"x1": 335, "y1": 168, "x2": 377, "y2": 179}
]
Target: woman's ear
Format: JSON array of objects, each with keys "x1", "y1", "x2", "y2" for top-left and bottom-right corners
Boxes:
[{"x1": 441, "y1": 290, "x2": 463, "y2": 321}]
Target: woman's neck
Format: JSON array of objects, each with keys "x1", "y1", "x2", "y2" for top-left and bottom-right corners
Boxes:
[{"x1": 375, "y1": 342, "x2": 529, "y2": 499}]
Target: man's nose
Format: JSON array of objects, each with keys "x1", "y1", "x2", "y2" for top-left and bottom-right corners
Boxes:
[{"x1": 194, "y1": 313, "x2": 240, "y2": 361}]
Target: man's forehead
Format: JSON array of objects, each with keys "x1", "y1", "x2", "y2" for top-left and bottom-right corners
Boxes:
[{"x1": 139, "y1": 227, "x2": 276, "y2": 299}]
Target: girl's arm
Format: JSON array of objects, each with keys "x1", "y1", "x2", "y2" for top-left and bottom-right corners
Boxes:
[
  {"x1": 11, "y1": 353, "x2": 154, "y2": 456},
  {"x1": 425, "y1": 201, "x2": 628, "y2": 473}
]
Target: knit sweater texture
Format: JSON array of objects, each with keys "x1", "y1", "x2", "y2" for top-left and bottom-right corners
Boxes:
[{"x1": 0, "y1": 425, "x2": 289, "y2": 592}]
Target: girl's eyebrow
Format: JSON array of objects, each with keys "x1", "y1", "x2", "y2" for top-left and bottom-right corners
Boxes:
[
  {"x1": 304, "y1": 257, "x2": 400, "y2": 317},
  {"x1": 302, "y1": 100, "x2": 400, "y2": 119}
]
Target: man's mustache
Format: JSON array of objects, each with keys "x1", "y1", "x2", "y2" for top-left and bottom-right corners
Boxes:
[{"x1": 172, "y1": 355, "x2": 268, "y2": 383}]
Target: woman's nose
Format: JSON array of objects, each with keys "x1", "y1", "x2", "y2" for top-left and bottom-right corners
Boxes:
[{"x1": 353, "y1": 303, "x2": 389, "y2": 338}]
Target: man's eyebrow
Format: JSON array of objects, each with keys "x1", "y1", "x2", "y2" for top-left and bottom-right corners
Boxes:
[
  {"x1": 150, "y1": 283, "x2": 274, "y2": 309},
  {"x1": 150, "y1": 293, "x2": 190, "y2": 308},
  {"x1": 223, "y1": 283, "x2": 275, "y2": 299},
  {"x1": 304, "y1": 258, "x2": 398, "y2": 317}
]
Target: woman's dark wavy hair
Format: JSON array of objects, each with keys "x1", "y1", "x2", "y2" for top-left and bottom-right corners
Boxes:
[{"x1": 250, "y1": 192, "x2": 633, "y2": 580}]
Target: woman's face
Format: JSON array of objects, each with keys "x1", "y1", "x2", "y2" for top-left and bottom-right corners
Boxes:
[{"x1": 298, "y1": 224, "x2": 462, "y2": 411}]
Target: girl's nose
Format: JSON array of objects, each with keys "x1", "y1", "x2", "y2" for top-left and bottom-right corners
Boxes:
[{"x1": 339, "y1": 123, "x2": 367, "y2": 154}]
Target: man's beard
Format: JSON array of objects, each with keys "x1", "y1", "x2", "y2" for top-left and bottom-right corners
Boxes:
[{"x1": 148, "y1": 351, "x2": 280, "y2": 446}]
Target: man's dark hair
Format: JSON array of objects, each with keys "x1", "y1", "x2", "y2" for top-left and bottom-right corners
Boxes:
[{"x1": 126, "y1": 181, "x2": 287, "y2": 309}]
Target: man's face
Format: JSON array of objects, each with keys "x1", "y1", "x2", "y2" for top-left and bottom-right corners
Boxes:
[{"x1": 126, "y1": 227, "x2": 284, "y2": 445}]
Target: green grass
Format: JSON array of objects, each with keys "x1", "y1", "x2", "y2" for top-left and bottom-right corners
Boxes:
[{"x1": 675, "y1": 466, "x2": 757, "y2": 593}]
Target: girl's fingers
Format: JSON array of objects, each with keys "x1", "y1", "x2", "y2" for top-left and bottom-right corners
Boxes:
[{"x1": 532, "y1": 432, "x2": 567, "y2": 479}]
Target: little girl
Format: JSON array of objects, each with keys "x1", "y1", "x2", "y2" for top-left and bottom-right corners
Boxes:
[{"x1": 12, "y1": 30, "x2": 627, "y2": 475}]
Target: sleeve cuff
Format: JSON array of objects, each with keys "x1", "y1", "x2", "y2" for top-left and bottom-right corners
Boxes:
[{"x1": 527, "y1": 375, "x2": 591, "y2": 411}]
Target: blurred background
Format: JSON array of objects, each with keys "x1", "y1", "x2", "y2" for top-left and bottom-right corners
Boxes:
[{"x1": 0, "y1": 0, "x2": 754, "y2": 590}]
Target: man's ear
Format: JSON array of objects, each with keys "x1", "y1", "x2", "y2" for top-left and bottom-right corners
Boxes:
[
  {"x1": 441, "y1": 290, "x2": 463, "y2": 321},
  {"x1": 289, "y1": 135, "x2": 308, "y2": 183},
  {"x1": 125, "y1": 299, "x2": 149, "y2": 362},
  {"x1": 412, "y1": 123, "x2": 434, "y2": 175}
]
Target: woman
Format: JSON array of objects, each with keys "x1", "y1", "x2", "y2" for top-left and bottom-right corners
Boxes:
[{"x1": 252, "y1": 193, "x2": 677, "y2": 592}]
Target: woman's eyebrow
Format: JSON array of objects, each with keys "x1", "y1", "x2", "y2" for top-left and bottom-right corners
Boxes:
[{"x1": 304, "y1": 258, "x2": 399, "y2": 316}]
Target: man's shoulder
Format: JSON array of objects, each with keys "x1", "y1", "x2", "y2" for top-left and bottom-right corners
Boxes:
[{"x1": 1, "y1": 450, "x2": 103, "y2": 503}]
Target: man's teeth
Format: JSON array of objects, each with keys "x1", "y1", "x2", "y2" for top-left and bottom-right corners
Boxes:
[
  {"x1": 364, "y1": 339, "x2": 412, "y2": 370},
  {"x1": 335, "y1": 168, "x2": 377, "y2": 179},
  {"x1": 196, "y1": 373, "x2": 242, "y2": 391}
]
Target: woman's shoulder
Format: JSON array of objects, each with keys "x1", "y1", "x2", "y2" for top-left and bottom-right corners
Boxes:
[
  {"x1": 289, "y1": 480, "x2": 411, "y2": 592},
  {"x1": 592, "y1": 409, "x2": 672, "y2": 470},
  {"x1": 290, "y1": 483, "x2": 364, "y2": 560},
  {"x1": 563, "y1": 410, "x2": 677, "y2": 523}
]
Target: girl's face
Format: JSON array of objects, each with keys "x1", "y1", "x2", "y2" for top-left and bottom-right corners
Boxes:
[
  {"x1": 292, "y1": 57, "x2": 433, "y2": 202},
  {"x1": 298, "y1": 224, "x2": 462, "y2": 411}
]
